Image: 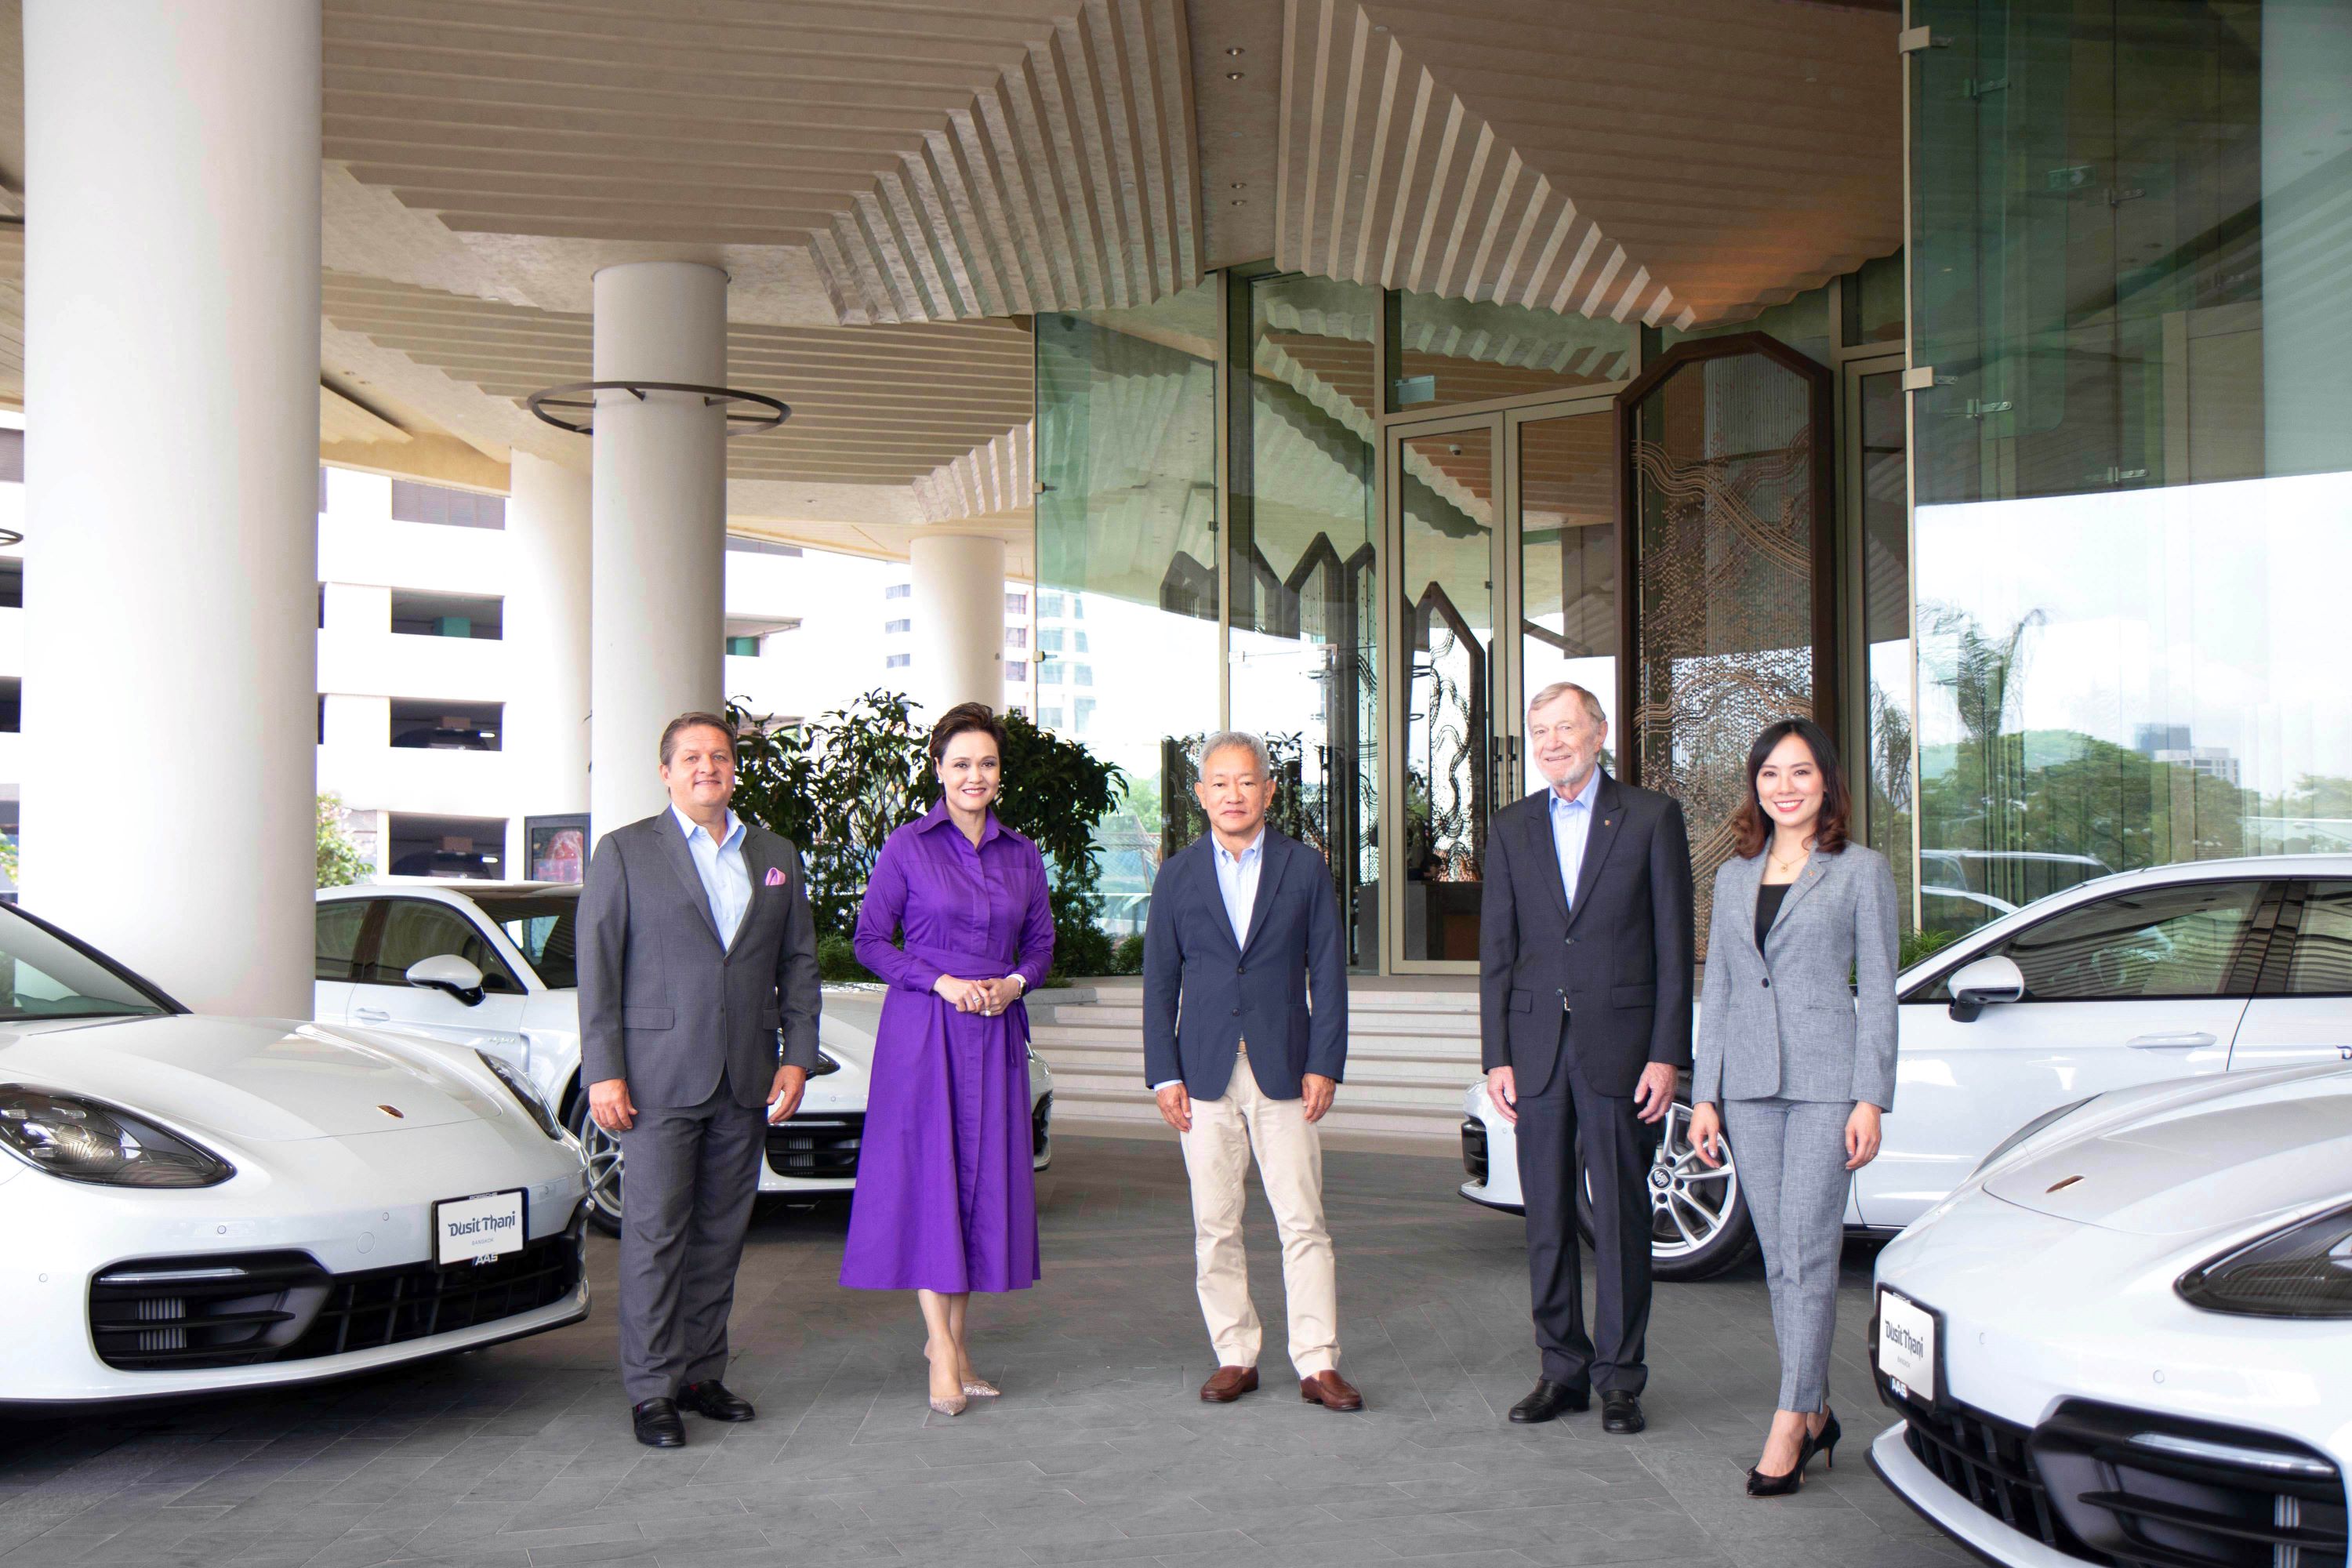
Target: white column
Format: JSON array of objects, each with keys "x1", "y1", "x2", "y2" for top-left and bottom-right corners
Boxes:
[
  {"x1": 22, "y1": 0, "x2": 321, "y2": 1016},
  {"x1": 908, "y1": 532, "x2": 1007, "y2": 721},
  {"x1": 505, "y1": 452, "x2": 590, "y2": 872},
  {"x1": 589, "y1": 263, "x2": 728, "y2": 835}
]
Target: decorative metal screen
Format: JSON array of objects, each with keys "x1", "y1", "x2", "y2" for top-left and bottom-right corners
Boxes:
[{"x1": 1621, "y1": 339, "x2": 1834, "y2": 956}]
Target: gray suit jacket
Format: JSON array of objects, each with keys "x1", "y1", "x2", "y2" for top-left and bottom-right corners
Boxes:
[
  {"x1": 578, "y1": 811, "x2": 822, "y2": 1110},
  {"x1": 1693, "y1": 843, "x2": 1900, "y2": 1109}
]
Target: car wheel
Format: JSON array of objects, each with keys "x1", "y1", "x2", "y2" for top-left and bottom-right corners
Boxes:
[
  {"x1": 1577, "y1": 1098, "x2": 1755, "y2": 1280},
  {"x1": 563, "y1": 1093, "x2": 624, "y2": 1236}
]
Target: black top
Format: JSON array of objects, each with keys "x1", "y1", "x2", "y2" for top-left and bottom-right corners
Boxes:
[{"x1": 1755, "y1": 880, "x2": 1791, "y2": 953}]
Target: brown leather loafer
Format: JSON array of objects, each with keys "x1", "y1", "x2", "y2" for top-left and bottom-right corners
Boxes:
[
  {"x1": 1199, "y1": 1365, "x2": 1259, "y2": 1403},
  {"x1": 1299, "y1": 1370, "x2": 1364, "y2": 1411}
]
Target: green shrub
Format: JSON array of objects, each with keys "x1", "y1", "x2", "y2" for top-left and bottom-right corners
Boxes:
[
  {"x1": 816, "y1": 932, "x2": 877, "y2": 985},
  {"x1": 1900, "y1": 927, "x2": 1960, "y2": 970},
  {"x1": 1109, "y1": 934, "x2": 1146, "y2": 975}
]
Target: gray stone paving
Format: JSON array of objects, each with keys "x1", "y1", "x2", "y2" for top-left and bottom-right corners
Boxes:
[{"x1": 0, "y1": 1135, "x2": 1969, "y2": 1568}]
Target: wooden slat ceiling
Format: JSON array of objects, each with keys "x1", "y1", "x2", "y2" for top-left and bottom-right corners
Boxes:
[{"x1": 320, "y1": 274, "x2": 1034, "y2": 486}]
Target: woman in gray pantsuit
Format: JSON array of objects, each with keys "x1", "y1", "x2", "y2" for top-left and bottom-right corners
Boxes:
[{"x1": 1690, "y1": 717, "x2": 1897, "y2": 1497}]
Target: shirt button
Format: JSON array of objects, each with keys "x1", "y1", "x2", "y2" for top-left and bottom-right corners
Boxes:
[{"x1": 1231, "y1": 1007, "x2": 1240, "y2": 1016}]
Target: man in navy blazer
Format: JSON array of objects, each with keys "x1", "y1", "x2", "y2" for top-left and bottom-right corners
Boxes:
[{"x1": 1142, "y1": 731, "x2": 1358, "y2": 1410}]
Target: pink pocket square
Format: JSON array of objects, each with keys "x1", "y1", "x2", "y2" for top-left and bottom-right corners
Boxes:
[{"x1": 764, "y1": 866, "x2": 786, "y2": 887}]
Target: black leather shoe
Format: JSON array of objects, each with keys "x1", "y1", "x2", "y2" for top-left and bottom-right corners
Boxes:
[
  {"x1": 1601, "y1": 1391, "x2": 1646, "y2": 1435},
  {"x1": 679, "y1": 1380, "x2": 756, "y2": 1422},
  {"x1": 631, "y1": 1397, "x2": 686, "y2": 1448},
  {"x1": 1508, "y1": 1379, "x2": 1592, "y2": 1424}
]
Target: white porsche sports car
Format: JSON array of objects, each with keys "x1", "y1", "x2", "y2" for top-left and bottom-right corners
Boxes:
[
  {"x1": 1868, "y1": 1062, "x2": 2352, "y2": 1568},
  {"x1": 1459, "y1": 855, "x2": 2352, "y2": 1279},
  {"x1": 1, "y1": 903, "x2": 590, "y2": 1410},
  {"x1": 317, "y1": 882, "x2": 1054, "y2": 1235}
]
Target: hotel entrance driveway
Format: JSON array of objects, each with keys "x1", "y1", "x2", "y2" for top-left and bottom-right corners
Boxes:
[{"x1": 0, "y1": 1138, "x2": 1965, "y2": 1568}]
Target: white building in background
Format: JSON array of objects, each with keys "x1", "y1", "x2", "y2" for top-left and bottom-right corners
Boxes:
[{"x1": 880, "y1": 561, "x2": 1034, "y2": 720}]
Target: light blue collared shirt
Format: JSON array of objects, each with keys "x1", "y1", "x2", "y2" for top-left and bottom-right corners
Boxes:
[
  {"x1": 1211, "y1": 829, "x2": 1266, "y2": 949},
  {"x1": 1547, "y1": 768, "x2": 1602, "y2": 910},
  {"x1": 670, "y1": 804, "x2": 751, "y2": 947}
]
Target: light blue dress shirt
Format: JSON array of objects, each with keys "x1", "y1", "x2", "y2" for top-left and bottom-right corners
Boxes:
[
  {"x1": 1547, "y1": 768, "x2": 1602, "y2": 909},
  {"x1": 670, "y1": 804, "x2": 751, "y2": 947},
  {"x1": 1211, "y1": 829, "x2": 1267, "y2": 949}
]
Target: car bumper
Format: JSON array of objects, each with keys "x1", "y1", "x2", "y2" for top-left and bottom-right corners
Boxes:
[
  {"x1": 1, "y1": 1120, "x2": 589, "y2": 1405},
  {"x1": 1870, "y1": 1423, "x2": 2085, "y2": 1568},
  {"x1": 1457, "y1": 1079, "x2": 1523, "y2": 1212}
]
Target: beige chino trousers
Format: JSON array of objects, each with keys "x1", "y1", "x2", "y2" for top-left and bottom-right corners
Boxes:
[{"x1": 1178, "y1": 1042, "x2": 1340, "y2": 1376}]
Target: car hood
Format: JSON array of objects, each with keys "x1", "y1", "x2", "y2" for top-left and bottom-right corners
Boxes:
[
  {"x1": 1982, "y1": 1065, "x2": 2352, "y2": 1236},
  {"x1": 0, "y1": 1014, "x2": 504, "y2": 1142}
]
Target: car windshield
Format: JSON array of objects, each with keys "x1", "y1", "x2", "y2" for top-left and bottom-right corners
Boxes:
[
  {"x1": 0, "y1": 909, "x2": 176, "y2": 1022},
  {"x1": 469, "y1": 891, "x2": 579, "y2": 991}
]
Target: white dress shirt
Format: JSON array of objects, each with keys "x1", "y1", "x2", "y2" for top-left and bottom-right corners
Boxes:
[
  {"x1": 670, "y1": 804, "x2": 751, "y2": 947},
  {"x1": 1156, "y1": 829, "x2": 1267, "y2": 1093},
  {"x1": 1547, "y1": 767, "x2": 1602, "y2": 909}
]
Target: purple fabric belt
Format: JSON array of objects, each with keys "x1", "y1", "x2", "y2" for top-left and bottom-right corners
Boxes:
[{"x1": 903, "y1": 942, "x2": 1022, "y2": 977}]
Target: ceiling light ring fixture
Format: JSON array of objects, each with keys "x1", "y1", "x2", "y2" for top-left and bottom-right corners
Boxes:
[{"x1": 524, "y1": 379, "x2": 790, "y2": 438}]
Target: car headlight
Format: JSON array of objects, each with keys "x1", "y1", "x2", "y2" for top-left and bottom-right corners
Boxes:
[
  {"x1": 474, "y1": 1051, "x2": 562, "y2": 1140},
  {"x1": 2178, "y1": 1203, "x2": 2352, "y2": 1319},
  {"x1": 0, "y1": 1084, "x2": 234, "y2": 1187},
  {"x1": 1968, "y1": 1096, "x2": 2095, "y2": 1181},
  {"x1": 808, "y1": 1050, "x2": 842, "y2": 1078}
]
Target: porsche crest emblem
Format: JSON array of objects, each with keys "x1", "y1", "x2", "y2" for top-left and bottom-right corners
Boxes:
[{"x1": 377, "y1": 1104, "x2": 405, "y2": 1120}]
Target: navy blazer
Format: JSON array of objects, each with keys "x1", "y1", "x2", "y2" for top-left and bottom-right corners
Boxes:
[{"x1": 1141, "y1": 827, "x2": 1348, "y2": 1102}]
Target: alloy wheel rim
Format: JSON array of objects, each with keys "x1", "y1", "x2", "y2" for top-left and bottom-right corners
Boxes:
[
  {"x1": 1584, "y1": 1101, "x2": 1737, "y2": 1258},
  {"x1": 581, "y1": 1121, "x2": 624, "y2": 1218}
]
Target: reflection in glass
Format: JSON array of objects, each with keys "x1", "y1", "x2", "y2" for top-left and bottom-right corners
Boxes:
[
  {"x1": 1396, "y1": 290, "x2": 1632, "y2": 412},
  {"x1": 1628, "y1": 347, "x2": 1829, "y2": 955},
  {"x1": 1516, "y1": 412, "x2": 1617, "y2": 794},
  {"x1": 1911, "y1": 0, "x2": 2352, "y2": 938},
  {"x1": 1399, "y1": 426, "x2": 1494, "y2": 962},
  {"x1": 1035, "y1": 285, "x2": 1222, "y2": 935},
  {"x1": 1856, "y1": 370, "x2": 1913, "y2": 931},
  {"x1": 1229, "y1": 275, "x2": 1381, "y2": 968}
]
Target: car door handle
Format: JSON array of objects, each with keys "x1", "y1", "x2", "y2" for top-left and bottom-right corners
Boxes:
[
  {"x1": 354, "y1": 1007, "x2": 392, "y2": 1023},
  {"x1": 2126, "y1": 1031, "x2": 2216, "y2": 1050}
]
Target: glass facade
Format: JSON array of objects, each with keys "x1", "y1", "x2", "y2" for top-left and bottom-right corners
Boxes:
[
  {"x1": 1396, "y1": 290, "x2": 1633, "y2": 411},
  {"x1": 1034, "y1": 285, "x2": 1222, "y2": 932},
  {"x1": 1909, "y1": 0, "x2": 2352, "y2": 936}
]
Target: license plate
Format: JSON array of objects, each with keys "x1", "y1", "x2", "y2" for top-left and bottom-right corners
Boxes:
[
  {"x1": 1877, "y1": 1287, "x2": 1938, "y2": 1406},
  {"x1": 435, "y1": 1189, "x2": 525, "y2": 1266}
]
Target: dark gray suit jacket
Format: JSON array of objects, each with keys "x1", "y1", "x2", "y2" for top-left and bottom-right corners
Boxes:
[
  {"x1": 1141, "y1": 828, "x2": 1348, "y2": 1102},
  {"x1": 1694, "y1": 844, "x2": 1900, "y2": 1109},
  {"x1": 578, "y1": 811, "x2": 822, "y2": 1110},
  {"x1": 1478, "y1": 771, "x2": 1695, "y2": 1098}
]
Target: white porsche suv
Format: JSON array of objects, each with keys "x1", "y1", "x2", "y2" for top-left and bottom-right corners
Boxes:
[{"x1": 315, "y1": 883, "x2": 1054, "y2": 1233}]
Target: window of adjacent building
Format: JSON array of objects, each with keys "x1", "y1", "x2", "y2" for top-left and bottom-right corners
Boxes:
[
  {"x1": 0, "y1": 559, "x2": 24, "y2": 609},
  {"x1": 1073, "y1": 697, "x2": 1096, "y2": 728},
  {"x1": 383, "y1": 815, "x2": 507, "y2": 880},
  {"x1": 1040, "y1": 707, "x2": 1064, "y2": 728},
  {"x1": 389, "y1": 699, "x2": 503, "y2": 752},
  {"x1": 1073, "y1": 665, "x2": 1092, "y2": 688},
  {"x1": 1038, "y1": 659, "x2": 1064, "y2": 685},
  {"x1": 725, "y1": 635, "x2": 761, "y2": 657},
  {"x1": 1037, "y1": 590, "x2": 1064, "y2": 618},
  {"x1": 1005, "y1": 627, "x2": 1028, "y2": 650},
  {"x1": 0, "y1": 677, "x2": 20, "y2": 734},
  {"x1": 390, "y1": 590, "x2": 503, "y2": 640},
  {"x1": 1037, "y1": 628, "x2": 1063, "y2": 653},
  {"x1": 390, "y1": 480, "x2": 505, "y2": 530},
  {"x1": 1005, "y1": 591, "x2": 1028, "y2": 615},
  {"x1": 885, "y1": 653, "x2": 910, "y2": 670},
  {"x1": 316, "y1": 694, "x2": 326, "y2": 744},
  {"x1": 884, "y1": 618, "x2": 911, "y2": 634},
  {"x1": 885, "y1": 583, "x2": 912, "y2": 600}
]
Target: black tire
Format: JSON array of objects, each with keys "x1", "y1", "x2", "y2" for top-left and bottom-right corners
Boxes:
[
  {"x1": 1576, "y1": 1097, "x2": 1757, "y2": 1281},
  {"x1": 563, "y1": 1090, "x2": 624, "y2": 1237}
]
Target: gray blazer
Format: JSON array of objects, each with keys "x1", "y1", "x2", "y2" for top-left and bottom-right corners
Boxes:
[
  {"x1": 578, "y1": 811, "x2": 822, "y2": 1110},
  {"x1": 1693, "y1": 843, "x2": 1899, "y2": 1110}
]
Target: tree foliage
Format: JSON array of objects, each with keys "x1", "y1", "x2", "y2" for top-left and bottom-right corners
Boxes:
[{"x1": 317, "y1": 793, "x2": 370, "y2": 888}]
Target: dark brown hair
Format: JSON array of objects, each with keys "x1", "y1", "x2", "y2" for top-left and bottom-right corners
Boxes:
[
  {"x1": 927, "y1": 702, "x2": 1007, "y2": 768},
  {"x1": 1729, "y1": 716, "x2": 1850, "y2": 859},
  {"x1": 659, "y1": 711, "x2": 735, "y2": 766}
]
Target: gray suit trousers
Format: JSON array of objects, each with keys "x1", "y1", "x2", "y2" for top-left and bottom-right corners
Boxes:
[
  {"x1": 1722, "y1": 1098, "x2": 1852, "y2": 1413},
  {"x1": 614, "y1": 1090, "x2": 768, "y2": 1404}
]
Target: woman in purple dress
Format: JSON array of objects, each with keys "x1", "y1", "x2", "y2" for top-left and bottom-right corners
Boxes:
[{"x1": 842, "y1": 702, "x2": 1054, "y2": 1416}]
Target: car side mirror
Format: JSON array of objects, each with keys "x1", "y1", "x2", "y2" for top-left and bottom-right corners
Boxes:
[
  {"x1": 1946, "y1": 954, "x2": 2025, "y2": 1023},
  {"x1": 405, "y1": 954, "x2": 486, "y2": 1007}
]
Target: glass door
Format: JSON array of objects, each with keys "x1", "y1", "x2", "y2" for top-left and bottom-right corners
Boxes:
[
  {"x1": 1386, "y1": 415, "x2": 1503, "y2": 969},
  {"x1": 1504, "y1": 398, "x2": 1621, "y2": 793}
]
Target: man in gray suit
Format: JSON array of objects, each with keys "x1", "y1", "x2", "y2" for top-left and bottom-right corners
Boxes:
[{"x1": 579, "y1": 711, "x2": 821, "y2": 1448}]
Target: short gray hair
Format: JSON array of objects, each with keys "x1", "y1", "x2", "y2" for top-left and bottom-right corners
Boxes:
[
  {"x1": 1527, "y1": 681, "x2": 1606, "y2": 728},
  {"x1": 1198, "y1": 729, "x2": 1272, "y2": 776}
]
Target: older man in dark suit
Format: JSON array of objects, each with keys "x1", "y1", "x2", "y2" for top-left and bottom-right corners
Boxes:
[
  {"x1": 1480, "y1": 681, "x2": 1693, "y2": 1436},
  {"x1": 579, "y1": 711, "x2": 822, "y2": 1448},
  {"x1": 1142, "y1": 731, "x2": 1358, "y2": 1411}
]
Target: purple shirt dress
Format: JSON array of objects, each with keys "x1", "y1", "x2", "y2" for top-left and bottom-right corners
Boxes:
[{"x1": 840, "y1": 802, "x2": 1054, "y2": 1293}]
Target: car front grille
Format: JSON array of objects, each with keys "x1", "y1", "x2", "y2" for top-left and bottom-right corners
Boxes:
[
  {"x1": 1032, "y1": 1091, "x2": 1052, "y2": 1159},
  {"x1": 90, "y1": 1222, "x2": 585, "y2": 1371},
  {"x1": 1461, "y1": 1118, "x2": 1489, "y2": 1185},
  {"x1": 764, "y1": 1112, "x2": 863, "y2": 1180},
  {"x1": 1883, "y1": 1369, "x2": 2349, "y2": 1568}
]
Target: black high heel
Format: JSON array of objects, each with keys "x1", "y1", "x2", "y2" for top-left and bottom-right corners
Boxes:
[
  {"x1": 1745, "y1": 1461, "x2": 1804, "y2": 1497},
  {"x1": 1803, "y1": 1409, "x2": 1843, "y2": 1470}
]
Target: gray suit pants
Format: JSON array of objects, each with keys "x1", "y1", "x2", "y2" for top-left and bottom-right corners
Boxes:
[
  {"x1": 1722, "y1": 1097, "x2": 1852, "y2": 1413},
  {"x1": 614, "y1": 1089, "x2": 768, "y2": 1404}
]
